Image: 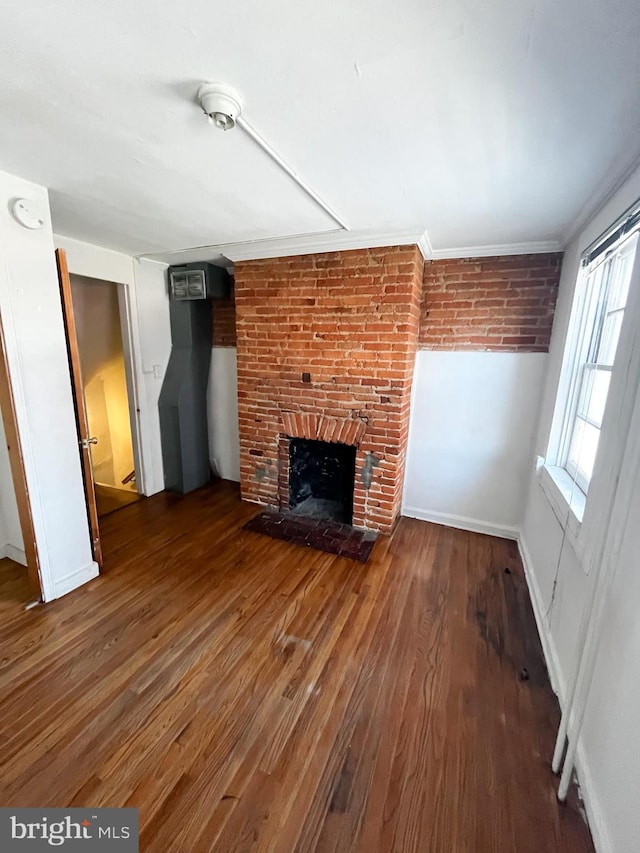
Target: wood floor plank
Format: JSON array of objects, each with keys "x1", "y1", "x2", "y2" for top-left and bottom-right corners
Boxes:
[{"x1": 0, "y1": 482, "x2": 593, "y2": 852}]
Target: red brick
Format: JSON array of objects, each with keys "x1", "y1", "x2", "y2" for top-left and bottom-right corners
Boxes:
[
  {"x1": 234, "y1": 246, "x2": 423, "y2": 531},
  {"x1": 419, "y1": 253, "x2": 562, "y2": 352},
  {"x1": 211, "y1": 281, "x2": 237, "y2": 346}
]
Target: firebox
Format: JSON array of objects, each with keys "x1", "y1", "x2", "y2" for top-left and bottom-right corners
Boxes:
[{"x1": 288, "y1": 438, "x2": 356, "y2": 524}]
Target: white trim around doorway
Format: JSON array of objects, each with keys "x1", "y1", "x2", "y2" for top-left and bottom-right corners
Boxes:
[{"x1": 54, "y1": 235, "x2": 150, "y2": 496}]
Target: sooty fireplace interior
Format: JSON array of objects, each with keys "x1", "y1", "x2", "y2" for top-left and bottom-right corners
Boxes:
[{"x1": 289, "y1": 438, "x2": 356, "y2": 524}]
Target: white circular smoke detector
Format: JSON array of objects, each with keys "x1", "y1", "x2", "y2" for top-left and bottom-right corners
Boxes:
[
  {"x1": 11, "y1": 198, "x2": 45, "y2": 230},
  {"x1": 197, "y1": 82, "x2": 242, "y2": 131}
]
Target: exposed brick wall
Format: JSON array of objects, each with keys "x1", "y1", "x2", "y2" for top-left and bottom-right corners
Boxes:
[
  {"x1": 234, "y1": 246, "x2": 424, "y2": 533},
  {"x1": 419, "y1": 253, "x2": 562, "y2": 351},
  {"x1": 212, "y1": 281, "x2": 237, "y2": 347}
]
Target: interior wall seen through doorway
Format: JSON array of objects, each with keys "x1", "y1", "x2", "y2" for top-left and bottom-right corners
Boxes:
[
  {"x1": 0, "y1": 415, "x2": 25, "y2": 563},
  {"x1": 70, "y1": 274, "x2": 136, "y2": 491}
]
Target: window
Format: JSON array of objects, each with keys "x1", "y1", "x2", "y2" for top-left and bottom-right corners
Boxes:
[{"x1": 556, "y1": 216, "x2": 639, "y2": 495}]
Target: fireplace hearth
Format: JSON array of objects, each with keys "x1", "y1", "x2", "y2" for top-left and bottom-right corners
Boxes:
[{"x1": 288, "y1": 438, "x2": 356, "y2": 524}]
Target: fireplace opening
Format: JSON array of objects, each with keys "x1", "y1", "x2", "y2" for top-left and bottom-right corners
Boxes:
[{"x1": 288, "y1": 438, "x2": 356, "y2": 524}]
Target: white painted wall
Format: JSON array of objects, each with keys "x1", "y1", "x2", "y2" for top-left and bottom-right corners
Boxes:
[
  {"x1": 402, "y1": 350, "x2": 547, "y2": 538},
  {"x1": 0, "y1": 416, "x2": 25, "y2": 564},
  {"x1": 208, "y1": 347, "x2": 240, "y2": 482},
  {"x1": 578, "y1": 462, "x2": 640, "y2": 853},
  {"x1": 128, "y1": 257, "x2": 171, "y2": 497},
  {"x1": 0, "y1": 170, "x2": 97, "y2": 600},
  {"x1": 0, "y1": 456, "x2": 6, "y2": 556},
  {"x1": 55, "y1": 236, "x2": 170, "y2": 497},
  {"x1": 520, "y1": 161, "x2": 640, "y2": 853}
]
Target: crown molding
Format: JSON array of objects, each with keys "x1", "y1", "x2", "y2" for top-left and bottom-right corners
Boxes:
[
  {"x1": 426, "y1": 240, "x2": 562, "y2": 260},
  {"x1": 138, "y1": 229, "x2": 566, "y2": 267},
  {"x1": 138, "y1": 226, "x2": 431, "y2": 266},
  {"x1": 417, "y1": 230, "x2": 433, "y2": 260},
  {"x1": 561, "y1": 146, "x2": 640, "y2": 249},
  {"x1": 226, "y1": 227, "x2": 430, "y2": 261}
]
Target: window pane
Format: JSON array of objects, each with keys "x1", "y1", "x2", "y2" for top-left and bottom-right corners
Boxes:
[
  {"x1": 597, "y1": 310, "x2": 624, "y2": 366},
  {"x1": 584, "y1": 261, "x2": 609, "y2": 361},
  {"x1": 567, "y1": 418, "x2": 600, "y2": 485},
  {"x1": 567, "y1": 418, "x2": 584, "y2": 472},
  {"x1": 606, "y1": 232, "x2": 638, "y2": 312},
  {"x1": 577, "y1": 367, "x2": 610, "y2": 428}
]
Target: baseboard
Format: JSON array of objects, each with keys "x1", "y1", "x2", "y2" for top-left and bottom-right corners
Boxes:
[
  {"x1": 52, "y1": 560, "x2": 100, "y2": 600},
  {"x1": 518, "y1": 532, "x2": 610, "y2": 853},
  {"x1": 0, "y1": 542, "x2": 28, "y2": 566},
  {"x1": 5, "y1": 543, "x2": 27, "y2": 566},
  {"x1": 401, "y1": 506, "x2": 519, "y2": 540},
  {"x1": 574, "y1": 741, "x2": 612, "y2": 853},
  {"x1": 517, "y1": 535, "x2": 565, "y2": 701}
]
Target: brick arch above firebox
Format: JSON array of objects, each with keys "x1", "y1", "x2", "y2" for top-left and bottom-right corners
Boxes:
[{"x1": 281, "y1": 412, "x2": 366, "y2": 447}]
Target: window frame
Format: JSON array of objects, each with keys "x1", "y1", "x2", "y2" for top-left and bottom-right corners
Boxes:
[{"x1": 553, "y1": 224, "x2": 639, "y2": 498}]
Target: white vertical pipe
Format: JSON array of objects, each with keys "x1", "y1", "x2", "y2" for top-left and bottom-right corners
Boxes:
[
  {"x1": 556, "y1": 418, "x2": 640, "y2": 798},
  {"x1": 551, "y1": 524, "x2": 609, "y2": 775}
]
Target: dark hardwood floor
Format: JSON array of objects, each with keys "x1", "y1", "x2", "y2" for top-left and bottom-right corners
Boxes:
[
  {"x1": 95, "y1": 483, "x2": 142, "y2": 518},
  {"x1": 0, "y1": 481, "x2": 593, "y2": 852},
  {"x1": 0, "y1": 557, "x2": 32, "y2": 614}
]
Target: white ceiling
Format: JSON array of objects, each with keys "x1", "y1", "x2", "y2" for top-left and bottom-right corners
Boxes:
[{"x1": 2, "y1": 0, "x2": 640, "y2": 257}]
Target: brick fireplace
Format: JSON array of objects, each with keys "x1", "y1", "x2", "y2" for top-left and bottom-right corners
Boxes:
[{"x1": 234, "y1": 245, "x2": 424, "y2": 533}]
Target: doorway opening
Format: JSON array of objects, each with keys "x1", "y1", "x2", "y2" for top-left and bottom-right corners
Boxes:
[{"x1": 69, "y1": 274, "x2": 142, "y2": 520}]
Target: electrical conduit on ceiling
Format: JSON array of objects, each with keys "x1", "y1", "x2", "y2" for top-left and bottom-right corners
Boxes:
[{"x1": 197, "y1": 82, "x2": 348, "y2": 234}]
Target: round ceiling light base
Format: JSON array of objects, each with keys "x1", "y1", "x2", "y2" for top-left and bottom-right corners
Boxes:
[{"x1": 197, "y1": 82, "x2": 242, "y2": 131}]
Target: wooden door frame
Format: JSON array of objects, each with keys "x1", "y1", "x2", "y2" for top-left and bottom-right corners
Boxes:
[
  {"x1": 0, "y1": 313, "x2": 42, "y2": 600},
  {"x1": 56, "y1": 249, "x2": 103, "y2": 568}
]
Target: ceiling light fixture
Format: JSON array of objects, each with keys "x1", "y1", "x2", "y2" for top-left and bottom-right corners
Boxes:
[{"x1": 197, "y1": 82, "x2": 242, "y2": 131}]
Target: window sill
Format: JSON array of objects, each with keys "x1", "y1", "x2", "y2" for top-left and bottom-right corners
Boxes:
[{"x1": 538, "y1": 464, "x2": 585, "y2": 554}]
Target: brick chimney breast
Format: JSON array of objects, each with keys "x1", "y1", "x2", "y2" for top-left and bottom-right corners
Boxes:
[{"x1": 234, "y1": 246, "x2": 424, "y2": 533}]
